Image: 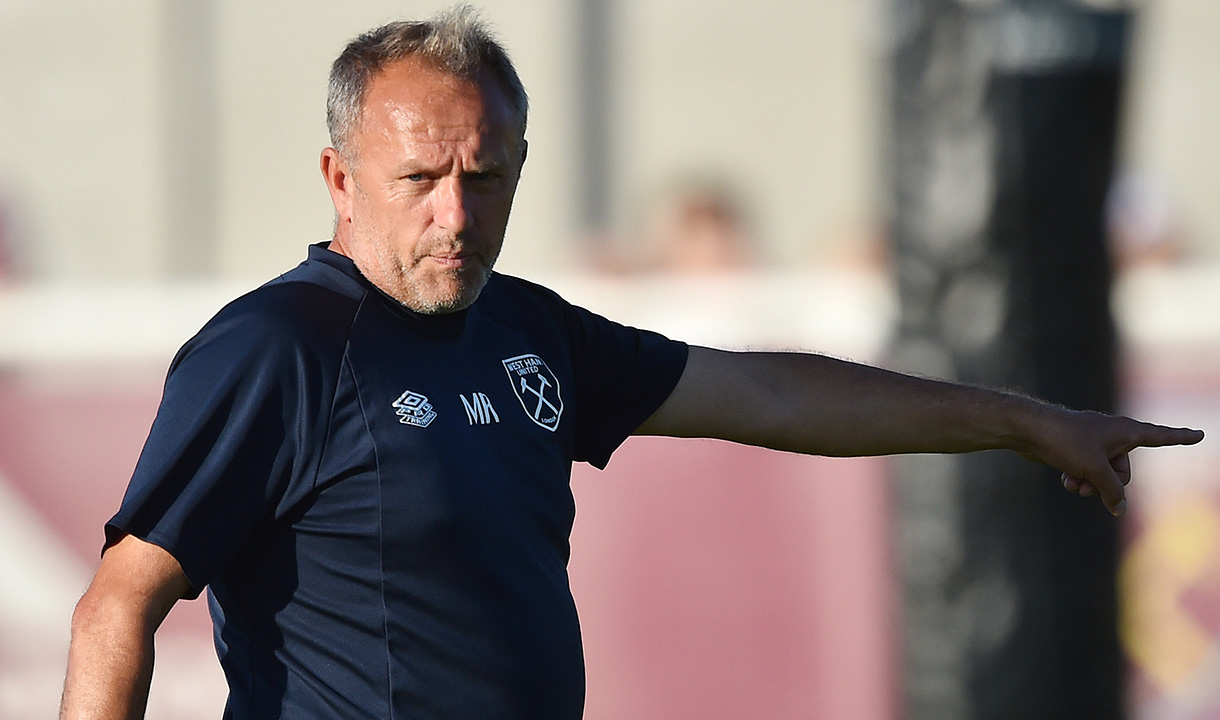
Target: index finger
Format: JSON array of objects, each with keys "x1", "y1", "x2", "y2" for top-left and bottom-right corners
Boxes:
[{"x1": 1128, "y1": 422, "x2": 1204, "y2": 450}]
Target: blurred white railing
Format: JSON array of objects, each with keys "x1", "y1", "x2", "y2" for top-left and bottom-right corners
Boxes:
[{"x1": 1, "y1": 263, "x2": 1217, "y2": 366}]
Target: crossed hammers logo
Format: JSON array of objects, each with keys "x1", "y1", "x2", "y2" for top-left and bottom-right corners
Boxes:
[{"x1": 520, "y1": 373, "x2": 561, "y2": 421}]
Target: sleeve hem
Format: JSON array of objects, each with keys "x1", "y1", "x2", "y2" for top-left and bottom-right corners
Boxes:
[{"x1": 103, "y1": 520, "x2": 206, "y2": 600}]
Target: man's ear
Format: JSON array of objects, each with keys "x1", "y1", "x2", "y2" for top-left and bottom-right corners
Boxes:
[{"x1": 320, "y1": 147, "x2": 354, "y2": 224}]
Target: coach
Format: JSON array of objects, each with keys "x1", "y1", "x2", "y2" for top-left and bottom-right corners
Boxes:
[{"x1": 60, "y1": 7, "x2": 1201, "y2": 720}]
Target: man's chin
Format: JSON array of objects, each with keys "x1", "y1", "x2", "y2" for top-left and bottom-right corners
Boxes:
[
  {"x1": 401, "y1": 280, "x2": 486, "y2": 315},
  {"x1": 411, "y1": 296, "x2": 475, "y2": 315}
]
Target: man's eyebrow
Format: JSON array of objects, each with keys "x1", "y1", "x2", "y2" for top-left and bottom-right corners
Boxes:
[
  {"x1": 390, "y1": 154, "x2": 510, "y2": 176},
  {"x1": 392, "y1": 160, "x2": 438, "y2": 175},
  {"x1": 468, "y1": 160, "x2": 508, "y2": 173}
]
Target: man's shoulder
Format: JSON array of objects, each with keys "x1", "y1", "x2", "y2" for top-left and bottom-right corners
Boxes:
[
  {"x1": 481, "y1": 272, "x2": 573, "y2": 316},
  {"x1": 173, "y1": 260, "x2": 368, "y2": 373},
  {"x1": 220, "y1": 276, "x2": 362, "y2": 337}
]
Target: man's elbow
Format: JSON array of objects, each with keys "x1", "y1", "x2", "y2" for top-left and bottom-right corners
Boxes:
[
  {"x1": 69, "y1": 570, "x2": 172, "y2": 648},
  {"x1": 70, "y1": 586, "x2": 146, "y2": 650}
]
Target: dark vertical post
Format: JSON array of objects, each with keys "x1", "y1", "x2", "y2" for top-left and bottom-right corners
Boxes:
[
  {"x1": 887, "y1": 1, "x2": 1128, "y2": 717},
  {"x1": 575, "y1": 0, "x2": 616, "y2": 235},
  {"x1": 161, "y1": 0, "x2": 218, "y2": 277}
]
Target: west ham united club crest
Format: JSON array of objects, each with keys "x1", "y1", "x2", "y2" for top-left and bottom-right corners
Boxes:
[{"x1": 503, "y1": 354, "x2": 563, "y2": 431}]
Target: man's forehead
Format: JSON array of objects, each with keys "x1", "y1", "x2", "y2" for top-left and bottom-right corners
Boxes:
[{"x1": 364, "y1": 57, "x2": 513, "y2": 130}]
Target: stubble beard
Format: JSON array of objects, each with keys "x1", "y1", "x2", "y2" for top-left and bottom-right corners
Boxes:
[{"x1": 373, "y1": 234, "x2": 498, "y2": 315}]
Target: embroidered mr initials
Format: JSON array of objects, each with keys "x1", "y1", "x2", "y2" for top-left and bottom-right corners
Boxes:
[{"x1": 460, "y1": 392, "x2": 501, "y2": 426}]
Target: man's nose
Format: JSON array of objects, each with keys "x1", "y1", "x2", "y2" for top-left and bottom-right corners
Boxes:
[{"x1": 434, "y1": 177, "x2": 472, "y2": 233}]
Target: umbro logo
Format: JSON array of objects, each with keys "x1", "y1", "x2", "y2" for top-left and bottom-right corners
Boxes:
[{"x1": 392, "y1": 390, "x2": 437, "y2": 428}]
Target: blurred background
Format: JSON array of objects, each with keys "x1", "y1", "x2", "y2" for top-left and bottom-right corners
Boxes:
[{"x1": 1, "y1": 0, "x2": 1218, "y2": 718}]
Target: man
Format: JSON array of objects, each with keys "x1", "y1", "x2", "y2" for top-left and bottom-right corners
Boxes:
[{"x1": 59, "y1": 7, "x2": 1202, "y2": 720}]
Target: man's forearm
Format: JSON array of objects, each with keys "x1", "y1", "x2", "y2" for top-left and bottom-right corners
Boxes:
[
  {"x1": 749, "y1": 352, "x2": 1046, "y2": 458},
  {"x1": 645, "y1": 347, "x2": 1045, "y2": 457},
  {"x1": 60, "y1": 591, "x2": 157, "y2": 720}
]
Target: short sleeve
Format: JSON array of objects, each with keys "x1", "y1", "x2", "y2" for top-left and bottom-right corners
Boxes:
[
  {"x1": 106, "y1": 285, "x2": 351, "y2": 595},
  {"x1": 564, "y1": 303, "x2": 688, "y2": 469}
]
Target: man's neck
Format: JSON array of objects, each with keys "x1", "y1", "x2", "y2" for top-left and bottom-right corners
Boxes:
[{"x1": 329, "y1": 232, "x2": 352, "y2": 258}]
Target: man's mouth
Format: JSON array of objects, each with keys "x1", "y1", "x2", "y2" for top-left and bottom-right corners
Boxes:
[{"x1": 427, "y1": 250, "x2": 477, "y2": 270}]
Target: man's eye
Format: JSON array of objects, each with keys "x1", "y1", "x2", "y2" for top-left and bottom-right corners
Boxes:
[{"x1": 405, "y1": 173, "x2": 426, "y2": 182}]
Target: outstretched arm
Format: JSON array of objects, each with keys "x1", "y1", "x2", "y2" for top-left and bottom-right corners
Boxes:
[
  {"x1": 636, "y1": 346, "x2": 1204, "y2": 515},
  {"x1": 60, "y1": 534, "x2": 191, "y2": 720}
]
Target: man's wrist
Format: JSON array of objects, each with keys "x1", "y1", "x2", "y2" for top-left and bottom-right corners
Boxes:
[{"x1": 994, "y1": 390, "x2": 1055, "y2": 460}]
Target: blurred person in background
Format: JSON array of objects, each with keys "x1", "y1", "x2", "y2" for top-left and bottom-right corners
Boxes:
[
  {"x1": 59, "y1": 6, "x2": 1203, "y2": 720},
  {"x1": 592, "y1": 178, "x2": 758, "y2": 274}
]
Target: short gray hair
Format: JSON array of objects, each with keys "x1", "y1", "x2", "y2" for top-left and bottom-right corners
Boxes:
[{"x1": 326, "y1": 5, "x2": 529, "y2": 161}]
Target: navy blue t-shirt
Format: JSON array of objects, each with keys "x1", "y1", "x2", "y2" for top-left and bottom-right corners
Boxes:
[{"x1": 107, "y1": 244, "x2": 688, "y2": 719}]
